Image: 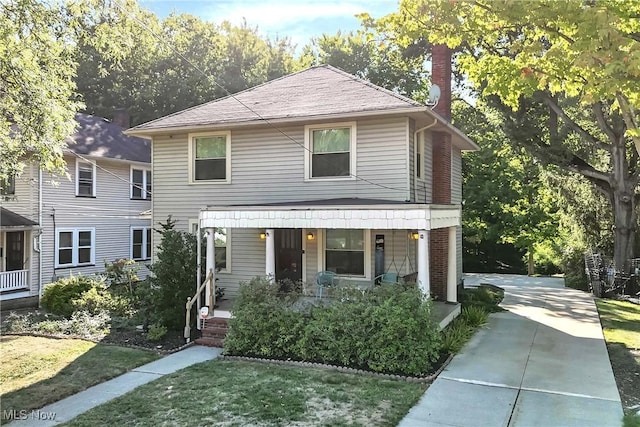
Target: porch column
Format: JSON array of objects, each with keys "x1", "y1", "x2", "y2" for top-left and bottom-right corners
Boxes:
[
  {"x1": 447, "y1": 226, "x2": 457, "y2": 303},
  {"x1": 205, "y1": 227, "x2": 215, "y2": 308},
  {"x1": 417, "y1": 229, "x2": 430, "y2": 297},
  {"x1": 265, "y1": 228, "x2": 275, "y2": 283}
]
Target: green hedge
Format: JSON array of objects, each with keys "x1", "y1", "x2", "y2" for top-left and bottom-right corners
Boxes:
[
  {"x1": 41, "y1": 275, "x2": 98, "y2": 317},
  {"x1": 224, "y1": 278, "x2": 442, "y2": 376}
]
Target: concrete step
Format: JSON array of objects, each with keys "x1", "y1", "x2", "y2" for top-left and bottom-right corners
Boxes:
[{"x1": 195, "y1": 337, "x2": 224, "y2": 348}]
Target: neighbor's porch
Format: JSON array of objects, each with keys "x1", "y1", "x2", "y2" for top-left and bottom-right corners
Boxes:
[{"x1": 0, "y1": 208, "x2": 38, "y2": 299}]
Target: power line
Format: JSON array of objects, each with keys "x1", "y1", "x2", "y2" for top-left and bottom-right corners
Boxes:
[{"x1": 110, "y1": 0, "x2": 407, "y2": 194}]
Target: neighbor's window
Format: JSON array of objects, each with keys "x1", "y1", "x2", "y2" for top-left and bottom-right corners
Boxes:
[
  {"x1": 131, "y1": 227, "x2": 152, "y2": 260},
  {"x1": 325, "y1": 229, "x2": 365, "y2": 276},
  {"x1": 1, "y1": 175, "x2": 15, "y2": 196},
  {"x1": 131, "y1": 167, "x2": 151, "y2": 199},
  {"x1": 55, "y1": 228, "x2": 95, "y2": 268},
  {"x1": 305, "y1": 123, "x2": 355, "y2": 179},
  {"x1": 191, "y1": 133, "x2": 230, "y2": 182},
  {"x1": 76, "y1": 160, "x2": 96, "y2": 197}
]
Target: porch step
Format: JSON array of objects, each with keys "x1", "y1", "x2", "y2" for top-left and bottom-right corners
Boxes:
[{"x1": 197, "y1": 317, "x2": 229, "y2": 348}]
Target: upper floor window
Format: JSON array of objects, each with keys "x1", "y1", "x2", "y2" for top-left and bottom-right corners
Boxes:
[
  {"x1": 305, "y1": 122, "x2": 356, "y2": 180},
  {"x1": 1, "y1": 175, "x2": 15, "y2": 196},
  {"x1": 131, "y1": 227, "x2": 152, "y2": 260},
  {"x1": 76, "y1": 160, "x2": 96, "y2": 197},
  {"x1": 416, "y1": 131, "x2": 424, "y2": 180},
  {"x1": 131, "y1": 167, "x2": 151, "y2": 200},
  {"x1": 189, "y1": 132, "x2": 231, "y2": 183},
  {"x1": 55, "y1": 228, "x2": 95, "y2": 268}
]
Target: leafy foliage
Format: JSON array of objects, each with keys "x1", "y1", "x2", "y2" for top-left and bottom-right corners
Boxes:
[
  {"x1": 225, "y1": 278, "x2": 442, "y2": 376},
  {"x1": 41, "y1": 275, "x2": 98, "y2": 318},
  {"x1": 459, "y1": 285, "x2": 505, "y2": 314}
]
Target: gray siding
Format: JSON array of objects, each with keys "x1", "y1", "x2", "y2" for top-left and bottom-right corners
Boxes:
[{"x1": 40, "y1": 155, "x2": 150, "y2": 284}]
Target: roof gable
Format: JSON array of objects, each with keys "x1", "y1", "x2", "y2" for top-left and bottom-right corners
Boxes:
[{"x1": 131, "y1": 65, "x2": 423, "y2": 132}]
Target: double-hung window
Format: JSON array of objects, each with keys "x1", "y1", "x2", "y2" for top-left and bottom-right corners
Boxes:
[
  {"x1": 1, "y1": 175, "x2": 15, "y2": 196},
  {"x1": 131, "y1": 227, "x2": 152, "y2": 260},
  {"x1": 55, "y1": 228, "x2": 95, "y2": 268},
  {"x1": 131, "y1": 167, "x2": 151, "y2": 199},
  {"x1": 305, "y1": 122, "x2": 356, "y2": 180},
  {"x1": 325, "y1": 229, "x2": 367, "y2": 277},
  {"x1": 76, "y1": 160, "x2": 96, "y2": 197},
  {"x1": 189, "y1": 219, "x2": 230, "y2": 272},
  {"x1": 190, "y1": 132, "x2": 231, "y2": 183}
]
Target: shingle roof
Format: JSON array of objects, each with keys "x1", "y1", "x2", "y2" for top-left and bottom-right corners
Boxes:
[
  {"x1": 0, "y1": 207, "x2": 38, "y2": 227},
  {"x1": 67, "y1": 113, "x2": 151, "y2": 163},
  {"x1": 130, "y1": 65, "x2": 424, "y2": 132}
]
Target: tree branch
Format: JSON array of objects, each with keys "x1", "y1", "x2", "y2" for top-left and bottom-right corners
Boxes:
[
  {"x1": 593, "y1": 102, "x2": 617, "y2": 143},
  {"x1": 616, "y1": 92, "x2": 640, "y2": 156},
  {"x1": 541, "y1": 93, "x2": 610, "y2": 151}
]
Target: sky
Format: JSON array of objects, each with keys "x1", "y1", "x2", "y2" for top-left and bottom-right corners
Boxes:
[{"x1": 139, "y1": 0, "x2": 399, "y2": 48}]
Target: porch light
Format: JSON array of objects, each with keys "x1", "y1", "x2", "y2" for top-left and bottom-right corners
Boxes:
[
  {"x1": 306, "y1": 232, "x2": 315, "y2": 241},
  {"x1": 410, "y1": 232, "x2": 420, "y2": 240},
  {"x1": 259, "y1": 232, "x2": 267, "y2": 240}
]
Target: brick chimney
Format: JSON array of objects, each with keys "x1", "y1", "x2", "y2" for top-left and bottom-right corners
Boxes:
[
  {"x1": 112, "y1": 109, "x2": 130, "y2": 129},
  {"x1": 430, "y1": 44, "x2": 453, "y2": 299}
]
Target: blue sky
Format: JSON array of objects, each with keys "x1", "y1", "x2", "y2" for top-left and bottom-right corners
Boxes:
[{"x1": 139, "y1": 0, "x2": 399, "y2": 48}]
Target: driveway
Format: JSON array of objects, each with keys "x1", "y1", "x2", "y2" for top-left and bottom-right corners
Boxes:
[{"x1": 399, "y1": 273, "x2": 624, "y2": 427}]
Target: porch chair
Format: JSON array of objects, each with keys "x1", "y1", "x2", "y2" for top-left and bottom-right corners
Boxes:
[
  {"x1": 374, "y1": 272, "x2": 400, "y2": 286},
  {"x1": 315, "y1": 271, "x2": 337, "y2": 300}
]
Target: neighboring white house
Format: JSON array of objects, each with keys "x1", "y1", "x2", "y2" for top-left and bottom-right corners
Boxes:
[
  {"x1": 127, "y1": 62, "x2": 478, "y2": 303},
  {"x1": 0, "y1": 113, "x2": 151, "y2": 308}
]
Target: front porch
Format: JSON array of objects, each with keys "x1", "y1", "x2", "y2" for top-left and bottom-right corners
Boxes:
[{"x1": 1, "y1": 208, "x2": 38, "y2": 299}]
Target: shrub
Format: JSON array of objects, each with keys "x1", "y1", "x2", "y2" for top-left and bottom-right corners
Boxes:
[
  {"x1": 562, "y1": 245, "x2": 589, "y2": 291},
  {"x1": 4, "y1": 310, "x2": 110, "y2": 340},
  {"x1": 71, "y1": 286, "x2": 132, "y2": 317},
  {"x1": 460, "y1": 306, "x2": 488, "y2": 328},
  {"x1": 41, "y1": 275, "x2": 100, "y2": 317},
  {"x1": 225, "y1": 277, "x2": 442, "y2": 376},
  {"x1": 460, "y1": 285, "x2": 504, "y2": 313},
  {"x1": 441, "y1": 319, "x2": 473, "y2": 354},
  {"x1": 147, "y1": 323, "x2": 168, "y2": 342}
]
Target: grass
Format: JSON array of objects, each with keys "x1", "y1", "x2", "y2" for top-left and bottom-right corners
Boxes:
[
  {"x1": 0, "y1": 335, "x2": 160, "y2": 417},
  {"x1": 63, "y1": 359, "x2": 427, "y2": 427},
  {"x1": 595, "y1": 299, "x2": 640, "y2": 350}
]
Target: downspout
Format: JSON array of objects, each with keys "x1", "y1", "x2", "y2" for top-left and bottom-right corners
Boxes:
[
  {"x1": 37, "y1": 168, "x2": 43, "y2": 305},
  {"x1": 413, "y1": 117, "x2": 439, "y2": 203}
]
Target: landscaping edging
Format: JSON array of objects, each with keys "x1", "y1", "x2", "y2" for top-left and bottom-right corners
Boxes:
[{"x1": 219, "y1": 352, "x2": 455, "y2": 383}]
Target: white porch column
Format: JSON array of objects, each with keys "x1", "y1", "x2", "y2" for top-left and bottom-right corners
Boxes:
[
  {"x1": 265, "y1": 228, "x2": 276, "y2": 283},
  {"x1": 447, "y1": 226, "x2": 457, "y2": 303},
  {"x1": 205, "y1": 227, "x2": 215, "y2": 308},
  {"x1": 417, "y1": 229, "x2": 430, "y2": 297}
]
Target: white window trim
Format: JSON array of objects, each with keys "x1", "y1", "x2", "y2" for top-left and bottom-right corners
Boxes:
[
  {"x1": 188, "y1": 131, "x2": 232, "y2": 184},
  {"x1": 75, "y1": 159, "x2": 97, "y2": 197},
  {"x1": 130, "y1": 166, "x2": 151, "y2": 199},
  {"x1": 130, "y1": 226, "x2": 151, "y2": 261},
  {"x1": 188, "y1": 218, "x2": 231, "y2": 273},
  {"x1": 54, "y1": 227, "x2": 96, "y2": 268},
  {"x1": 317, "y1": 228, "x2": 371, "y2": 280},
  {"x1": 415, "y1": 130, "x2": 425, "y2": 181},
  {"x1": 304, "y1": 121, "x2": 357, "y2": 182}
]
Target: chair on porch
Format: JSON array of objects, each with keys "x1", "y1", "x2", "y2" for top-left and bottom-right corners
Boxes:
[
  {"x1": 373, "y1": 272, "x2": 400, "y2": 286},
  {"x1": 315, "y1": 271, "x2": 337, "y2": 300}
]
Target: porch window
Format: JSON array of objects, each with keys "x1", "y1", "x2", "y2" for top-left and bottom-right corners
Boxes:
[
  {"x1": 325, "y1": 229, "x2": 365, "y2": 276},
  {"x1": 76, "y1": 160, "x2": 96, "y2": 197},
  {"x1": 131, "y1": 227, "x2": 152, "y2": 260},
  {"x1": 131, "y1": 167, "x2": 151, "y2": 199},
  {"x1": 190, "y1": 132, "x2": 230, "y2": 182},
  {"x1": 189, "y1": 219, "x2": 230, "y2": 272},
  {"x1": 55, "y1": 228, "x2": 95, "y2": 268},
  {"x1": 305, "y1": 122, "x2": 356, "y2": 180},
  {"x1": 1, "y1": 175, "x2": 15, "y2": 196}
]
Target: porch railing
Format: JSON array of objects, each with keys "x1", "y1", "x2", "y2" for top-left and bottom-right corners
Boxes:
[
  {"x1": 0, "y1": 270, "x2": 29, "y2": 292},
  {"x1": 184, "y1": 270, "x2": 214, "y2": 343}
]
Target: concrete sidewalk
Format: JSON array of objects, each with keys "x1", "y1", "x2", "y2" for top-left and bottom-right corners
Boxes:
[
  {"x1": 399, "y1": 274, "x2": 624, "y2": 427},
  {"x1": 9, "y1": 345, "x2": 221, "y2": 426}
]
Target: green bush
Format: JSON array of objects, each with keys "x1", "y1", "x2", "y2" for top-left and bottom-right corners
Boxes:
[
  {"x1": 71, "y1": 285, "x2": 132, "y2": 317},
  {"x1": 147, "y1": 323, "x2": 168, "y2": 342},
  {"x1": 441, "y1": 319, "x2": 473, "y2": 354},
  {"x1": 460, "y1": 306, "x2": 489, "y2": 328},
  {"x1": 459, "y1": 285, "x2": 504, "y2": 313},
  {"x1": 41, "y1": 275, "x2": 99, "y2": 317},
  {"x1": 225, "y1": 278, "x2": 442, "y2": 376},
  {"x1": 562, "y1": 245, "x2": 589, "y2": 291}
]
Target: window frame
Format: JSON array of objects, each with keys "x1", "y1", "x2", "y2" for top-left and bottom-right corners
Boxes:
[
  {"x1": 189, "y1": 218, "x2": 231, "y2": 273},
  {"x1": 1, "y1": 175, "x2": 15, "y2": 196},
  {"x1": 130, "y1": 166, "x2": 152, "y2": 200},
  {"x1": 54, "y1": 227, "x2": 96, "y2": 268},
  {"x1": 319, "y1": 228, "x2": 371, "y2": 280},
  {"x1": 304, "y1": 121, "x2": 357, "y2": 181},
  {"x1": 130, "y1": 226, "x2": 152, "y2": 261},
  {"x1": 75, "y1": 159, "x2": 96, "y2": 197},
  {"x1": 188, "y1": 131, "x2": 232, "y2": 184},
  {"x1": 415, "y1": 130, "x2": 425, "y2": 181}
]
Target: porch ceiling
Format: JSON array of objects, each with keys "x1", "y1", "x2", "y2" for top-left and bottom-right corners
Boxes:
[{"x1": 199, "y1": 198, "x2": 461, "y2": 230}]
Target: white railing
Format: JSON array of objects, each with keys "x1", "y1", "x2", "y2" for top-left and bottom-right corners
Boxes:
[{"x1": 0, "y1": 270, "x2": 29, "y2": 292}]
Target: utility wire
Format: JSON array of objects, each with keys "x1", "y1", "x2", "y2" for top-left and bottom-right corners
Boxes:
[{"x1": 111, "y1": 0, "x2": 407, "y2": 194}]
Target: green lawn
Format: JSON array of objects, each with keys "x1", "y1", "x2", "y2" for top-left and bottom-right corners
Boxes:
[
  {"x1": 0, "y1": 335, "x2": 160, "y2": 417},
  {"x1": 595, "y1": 299, "x2": 640, "y2": 349},
  {"x1": 63, "y1": 359, "x2": 427, "y2": 427}
]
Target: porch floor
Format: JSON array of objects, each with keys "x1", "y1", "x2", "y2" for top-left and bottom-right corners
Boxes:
[{"x1": 209, "y1": 298, "x2": 460, "y2": 329}]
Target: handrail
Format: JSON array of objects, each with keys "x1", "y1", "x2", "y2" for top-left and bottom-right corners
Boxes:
[{"x1": 184, "y1": 270, "x2": 214, "y2": 342}]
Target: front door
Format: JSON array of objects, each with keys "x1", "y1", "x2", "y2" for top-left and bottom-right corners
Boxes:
[
  {"x1": 275, "y1": 229, "x2": 302, "y2": 282},
  {"x1": 6, "y1": 231, "x2": 24, "y2": 271}
]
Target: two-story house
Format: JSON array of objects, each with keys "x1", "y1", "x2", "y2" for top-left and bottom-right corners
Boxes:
[
  {"x1": 0, "y1": 112, "x2": 151, "y2": 308},
  {"x1": 127, "y1": 48, "x2": 477, "y2": 308}
]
